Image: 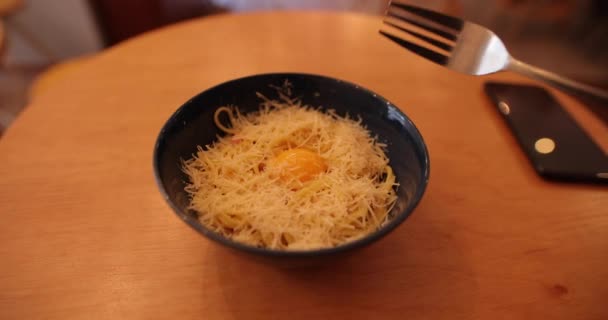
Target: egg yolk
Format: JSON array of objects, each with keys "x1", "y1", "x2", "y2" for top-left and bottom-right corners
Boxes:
[{"x1": 272, "y1": 148, "x2": 327, "y2": 182}]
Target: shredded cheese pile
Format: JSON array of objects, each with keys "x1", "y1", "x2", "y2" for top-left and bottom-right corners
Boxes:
[{"x1": 183, "y1": 91, "x2": 398, "y2": 250}]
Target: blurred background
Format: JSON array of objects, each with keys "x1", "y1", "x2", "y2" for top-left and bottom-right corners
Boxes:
[{"x1": 1, "y1": 0, "x2": 607, "y2": 135}]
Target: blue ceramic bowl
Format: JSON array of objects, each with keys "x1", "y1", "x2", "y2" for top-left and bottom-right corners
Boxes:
[{"x1": 154, "y1": 73, "x2": 429, "y2": 259}]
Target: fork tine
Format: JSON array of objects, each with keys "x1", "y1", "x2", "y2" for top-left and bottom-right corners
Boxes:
[
  {"x1": 379, "y1": 30, "x2": 448, "y2": 66},
  {"x1": 383, "y1": 20, "x2": 453, "y2": 52},
  {"x1": 386, "y1": 11, "x2": 457, "y2": 41},
  {"x1": 389, "y1": 1, "x2": 464, "y2": 31}
]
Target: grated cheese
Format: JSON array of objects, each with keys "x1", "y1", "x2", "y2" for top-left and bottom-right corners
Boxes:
[{"x1": 182, "y1": 91, "x2": 398, "y2": 250}]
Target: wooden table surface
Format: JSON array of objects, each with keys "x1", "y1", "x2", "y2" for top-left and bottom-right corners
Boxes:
[{"x1": 1, "y1": 12, "x2": 607, "y2": 320}]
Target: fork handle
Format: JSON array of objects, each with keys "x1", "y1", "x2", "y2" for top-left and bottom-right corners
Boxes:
[{"x1": 507, "y1": 58, "x2": 608, "y2": 106}]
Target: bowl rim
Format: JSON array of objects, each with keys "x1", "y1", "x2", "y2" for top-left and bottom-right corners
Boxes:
[{"x1": 153, "y1": 72, "x2": 430, "y2": 258}]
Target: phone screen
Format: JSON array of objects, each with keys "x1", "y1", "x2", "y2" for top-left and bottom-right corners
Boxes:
[{"x1": 484, "y1": 82, "x2": 608, "y2": 184}]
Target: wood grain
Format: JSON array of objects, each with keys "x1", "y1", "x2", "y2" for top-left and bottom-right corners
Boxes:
[{"x1": 0, "y1": 12, "x2": 607, "y2": 320}]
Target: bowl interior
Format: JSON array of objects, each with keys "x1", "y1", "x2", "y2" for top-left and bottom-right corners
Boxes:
[{"x1": 154, "y1": 73, "x2": 429, "y2": 257}]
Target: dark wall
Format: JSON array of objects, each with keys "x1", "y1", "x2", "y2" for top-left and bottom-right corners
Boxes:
[{"x1": 89, "y1": 0, "x2": 227, "y2": 46}]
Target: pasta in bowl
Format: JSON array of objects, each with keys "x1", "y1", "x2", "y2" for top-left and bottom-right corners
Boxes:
[{"x1": 154, "y1": 73, "x2": 429, "y2": 258}]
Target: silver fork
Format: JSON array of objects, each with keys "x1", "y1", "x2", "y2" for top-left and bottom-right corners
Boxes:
[{"x1": 379, "y1": 1, "x2": 608, "y2": 106}]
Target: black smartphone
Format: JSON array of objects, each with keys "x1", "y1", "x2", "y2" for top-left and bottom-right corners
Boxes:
[{"x1": 484, "y1": 82, "x2": 608, "y2": 184}]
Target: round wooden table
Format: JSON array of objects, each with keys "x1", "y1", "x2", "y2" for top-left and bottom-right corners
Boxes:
[{"x1": 0, "y1": 12, "x2": 606, "y2": 320}]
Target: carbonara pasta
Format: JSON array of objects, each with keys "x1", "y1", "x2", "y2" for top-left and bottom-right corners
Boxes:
[{"x1": 183, "y1": 86, "x2": 397, "y2": 250}]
